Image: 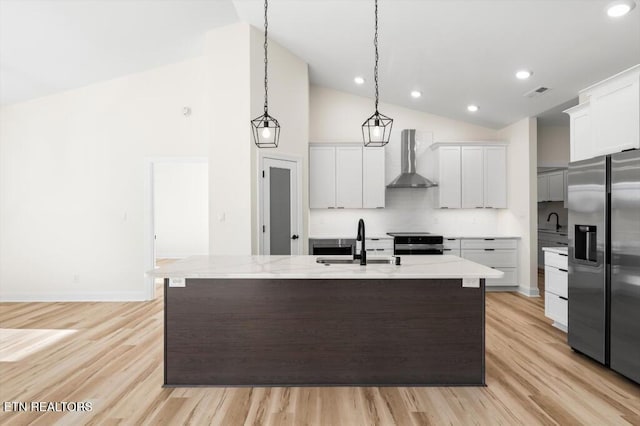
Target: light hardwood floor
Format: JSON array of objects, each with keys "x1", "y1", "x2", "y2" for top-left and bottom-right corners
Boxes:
[{"x1": 1, "y1": 275, "x2": 639, "y2": 426}]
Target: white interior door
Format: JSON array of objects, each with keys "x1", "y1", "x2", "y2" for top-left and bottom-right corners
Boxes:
[{"x1": 262, "y1": 157, "x2": 301, "y2": 255}]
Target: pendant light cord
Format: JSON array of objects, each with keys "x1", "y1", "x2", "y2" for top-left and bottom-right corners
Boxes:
[
  {"x1": 263, "y1": 0, "x2": 269, "y2": 114},
  {"x1": 374, "y1": 0, "x2": 379, "y2": 113}
]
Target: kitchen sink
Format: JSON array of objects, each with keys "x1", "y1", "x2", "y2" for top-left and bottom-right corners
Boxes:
[{"x1": 316, "y1": 257, "x2": 400, "y2": 265}]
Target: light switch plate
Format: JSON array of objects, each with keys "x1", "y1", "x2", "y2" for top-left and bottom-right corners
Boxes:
[
  {"x1": 169, "y1": 278, "x2": 186, "y2": 288},
  {"x1": 462, "y1": 278, "x2": 480, "y2": 288}
]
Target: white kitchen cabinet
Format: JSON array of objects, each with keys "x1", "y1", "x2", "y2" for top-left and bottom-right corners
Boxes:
[
  {"x1": 355, "y1": 237, "x2": 393, "y2": 257},
  {"x1": 537, "y1": 170, "x2": 565, "y2": 202},
  {"x1": 483, "y1": 146, "x2": 507, "y2": 208},
  {"x1": 461, "y1": 146, "x2": 484, "y2": 209},
  {"x1": 432, "y1": 143, "x2": 507, "y2": 209},
  {"x1": 548, "y1": 171, "x2": 564, "y2": 201},
  {"x1": 436, "y1": 146, "x2": 461, "y2": 208},
  {"x1": 537, "y1": 175, "x2": 549, "y2": 202},
  {"x1": 543, "y1": 249, "x2": 569, "y2": 331},
  {"x1": 362, "y1": 147, "x2": 386, "y2": 209},
  {"x1": 336, "y1": 146, "x2": 363, "y2": 208},
  {"x1": 309, "y1": 146, "x2": 336, "y2": 209},
  {"x1": 310, "y1": 144, "x2": 385, "y2": 209},
  {"x1": 443, "y1": 237, "x2": 461, "y2": 257},
  {"x1": 458, "y1": 238, "x2": 519, "y2": 288},
  {"x1": 590, "y1": 68, "x2": 640, "y2": 156},
  {"x1": 565, "y1": 65, "x2": 639, "y2": 162},
  {"x1": 565, "y1": 102, "x2": 592, "y2": 162}
]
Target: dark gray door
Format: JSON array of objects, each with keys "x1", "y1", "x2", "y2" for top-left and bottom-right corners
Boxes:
[
  {"x1": 262, "y1": 157, "x2": 300, "y2": 255},
  {"x1": 568, "y1": 155, "x2": 607, "y2": 364},
  {"x1": 610, "y1": 150, "x2": 640, "y2": 383},
  {"x1": 269, "y1": 167, "x2": 291, "y2": 255}
]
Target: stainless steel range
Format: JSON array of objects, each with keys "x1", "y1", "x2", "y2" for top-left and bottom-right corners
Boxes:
[{"x1": 386, "y1": 232, "x2": 444, "y2": 255}]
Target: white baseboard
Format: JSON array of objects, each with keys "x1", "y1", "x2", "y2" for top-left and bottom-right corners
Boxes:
[
  {"x1": 0, "y1": 291, "x2": 150, "y2": 303},
  {"x1": 517, "y1": 286, "x2": 541, "y2": 298}
]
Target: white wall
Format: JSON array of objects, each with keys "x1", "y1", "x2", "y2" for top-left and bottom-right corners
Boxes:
[
  {"x1": 204, "y1": 24, "x2": 253, "y2": 255},
  {"x1": 154, "y1": 161, "x2": 208, "y2": 259},
  {"x1": 498, "y1": 117, "x2": 538, "y2": 296},
  {"x1": 0, "y1": 58, "x2": 207, "y2": 301},
  {"x1": 250, "y1": 26, "x2": 309, "y2": 254},
  {"x1": 537, "y1": 123, "x2": 569, "y2": 167},
  {"x1": 205, "y1": 23, "x2": 309, "y2": 255}
]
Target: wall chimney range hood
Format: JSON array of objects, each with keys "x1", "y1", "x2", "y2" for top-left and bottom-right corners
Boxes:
[{"x1": 386, "y1": 129, "x2": 437, "y2": 188}]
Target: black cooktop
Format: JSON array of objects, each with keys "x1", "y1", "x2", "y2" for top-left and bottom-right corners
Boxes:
[{"x1": 386, "y1": 232, "x2": 433, "y2": 237}]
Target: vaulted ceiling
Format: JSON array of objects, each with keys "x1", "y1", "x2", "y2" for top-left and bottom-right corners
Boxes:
[{"x1": 1, "y1": 0, "x2": 638, "y2": 128}]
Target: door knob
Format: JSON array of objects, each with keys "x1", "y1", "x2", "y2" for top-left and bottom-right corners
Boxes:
[{"x1": 291, "y1": 235, "x2": 299, "y2": 240}]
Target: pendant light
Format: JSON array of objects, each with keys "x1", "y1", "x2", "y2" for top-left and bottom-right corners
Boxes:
[
  {"x1": 362, "y1": 0, "x2": 393, "y2": 147},
  {"x1": 251, "y1": 0, "x2": 280, "y2": 148}
]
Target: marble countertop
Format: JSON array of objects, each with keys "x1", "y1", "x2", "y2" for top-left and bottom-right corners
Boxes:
[
  {"x1": 148, "y1": 255, "x2": 504, "y2": 280},
  {"x1": 542, "y1": 246, "x2": 568, "y2": 255}
]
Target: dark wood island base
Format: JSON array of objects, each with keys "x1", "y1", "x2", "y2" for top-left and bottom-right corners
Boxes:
[{"x1": 165, "y1": 278, "x2": 485, "y2": 387}]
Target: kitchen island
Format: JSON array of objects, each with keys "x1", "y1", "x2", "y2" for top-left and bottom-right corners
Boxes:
[{"x1": 150, "y1": 255, "x2": 502, "y2": 387}]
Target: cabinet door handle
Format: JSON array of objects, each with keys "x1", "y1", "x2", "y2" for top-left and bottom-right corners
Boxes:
[
  {"x1": 559, "y1": 268, "x2": 568, "y2": 272},
  {"x1": 484, "y1": 248, "x2": 495, "y2": 251},
  {"x1": 328, "y1": 207, "x2": 335, "y2": 209},
  {"x1": 476, "y1": 206, "x2": 484, "y2": 209},
  {"x1": 557, "y1": 242, "x2": 568, "y2": 246},
  {"x1": 337, "y1": 206, "x2": 345, "y2": 209},
  {"x1": 559, "y1": 296, "x2": 568, "y2": 301},
  {"x1": 559, "y1": 253, "x2": 568, "y2": 257},
  {"x1": 484, "y1": 238, "x2": 495, "y2": 241},
  {"x1": 447, "y1": 238, "x2": 456, "y2": 241}
]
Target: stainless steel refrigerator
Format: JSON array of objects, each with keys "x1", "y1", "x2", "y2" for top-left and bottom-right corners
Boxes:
[{"x1": 567, "y1": 149, "x2": 640, "y2": 384}]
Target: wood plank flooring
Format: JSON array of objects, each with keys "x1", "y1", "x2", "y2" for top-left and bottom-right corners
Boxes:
[{"x1": 1, "y1": 275, "x2": 639, "y2": 425}]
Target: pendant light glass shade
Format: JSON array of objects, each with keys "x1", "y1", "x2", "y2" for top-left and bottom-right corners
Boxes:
[
  {"x1": 362, "y1": 111, "x2": 393, "y2": 147},
  {"x1": 362, "y1": 0, "x2": 393, "y2": 147},
  {"x1": 252, "y1": 0, "x2": 280, "y2": 148},
  {"x1": 251, "y1": 113, "x2": 280, "y2": 148}
]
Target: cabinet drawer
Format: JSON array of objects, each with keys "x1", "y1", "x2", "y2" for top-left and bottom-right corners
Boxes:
[
  {"x1": 443, "y1": 238, "x2": 461, "y2": 250},
  {"x1": 462, "y1": 249, "x2": 517, "y2": 267},
  {"x1": 545, "y1": 266, "x2": 568, "y2": 298},
  {"x1": 545, "y1": 251, "x2": 568, "y2": 270},
  {"x1": 545, "y1": 292, "x2": 568, "y2": 326},
  {"x1": 486, "y1": 267, "x2": 517, "y2": 287},
  {"x1": 443, "y1": 248, "x2": 461, "y2": 257},
  {"x1": 461, "y1": 238, "x2": 517, "y2": 249},
  {"x1": 366, "y1": 238, "x2": 394, "y2": 250},
  {"x1": 356, "y1": 247, "x2": 393, "y2": 257}
]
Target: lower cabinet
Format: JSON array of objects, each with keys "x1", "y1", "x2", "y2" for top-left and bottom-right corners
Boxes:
[
  {"x1": 543, "y1": 250, "x2": 568, "y2": 331},
  {"x1": 458, "y1": 238, "x2": 519, "y2": 288},
  {"x1": 354, "y1": 237, "x2": 394, "y2": 257}
]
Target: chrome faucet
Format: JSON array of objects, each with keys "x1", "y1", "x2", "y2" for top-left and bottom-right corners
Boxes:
[
  {"x1": 354, "y1": 218, "x2": 366, "y2": 265},
  {"x1": 547, "y1": 212, "x2": 561, "y2": 231}
]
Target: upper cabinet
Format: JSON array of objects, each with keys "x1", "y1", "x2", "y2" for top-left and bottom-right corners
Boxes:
[
  {"x1": 435, "y1": 146, "x2": 461, "y2": 208},
  {"x1": 309, "y1": 144, "x2": 385, "y2": 209},
  {"x1": 565, "y1": 65, "x2": 640, "y2": 162},
  {"x1": 432, "y1": 142, "x2": 507, "y2": 209},
  {"x1": 461, "y1": 146, "x2": 484, "y2": 208},
  {"x1": 538, "y1": 170, "x2": 565, "y2": 202},
  {"x1": 362, "y1": 147, "x2": 386, "y2": 209}
]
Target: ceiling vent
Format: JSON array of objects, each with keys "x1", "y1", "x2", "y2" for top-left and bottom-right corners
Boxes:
[{"x1": 524, "y1": 86, "x2": 550, "y2": 98}]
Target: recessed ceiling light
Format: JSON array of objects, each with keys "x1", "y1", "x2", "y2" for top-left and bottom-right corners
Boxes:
[
  {"x1": 515, "y1": 70, "x2": 533, "y2": 80},
  {"x1": 467, "y1": 104, "x2": 479, "y2": 112},
  {"x1": 410, "y1": 90, "x2": 422, "y2": 98},
  {"x1": 354, "y1": 76, "x2": 365, "y2": 85},
  {"x1": 607, "y1": 0, "x2": 636, "y2": 17}
]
